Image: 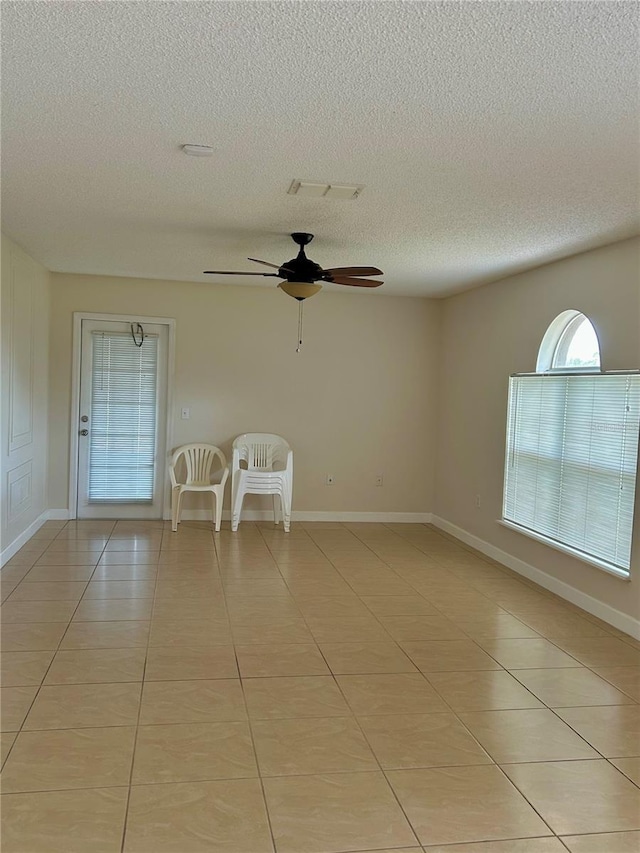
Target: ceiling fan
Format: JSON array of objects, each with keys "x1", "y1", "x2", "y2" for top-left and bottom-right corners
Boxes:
[{"x1": 203, "y1": 232, "x2": 383, "y2": 301}]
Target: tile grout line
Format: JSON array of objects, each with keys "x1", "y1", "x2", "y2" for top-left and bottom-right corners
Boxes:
[
  {"x1": 1, "y1": 521, "x2": 114, "y2": 772},
  {"x1": 224, "y1": 526, "x2": 297, "y2": 853},
  {"x1": 2, "y1": 519, "x2": 639, "y2": 849},
  {"x1": 118, "y1": 520, "x2": 164, "y2": 853},
  {"x1": 6, "y1": 521, "x2": 111, "y2": 747}
]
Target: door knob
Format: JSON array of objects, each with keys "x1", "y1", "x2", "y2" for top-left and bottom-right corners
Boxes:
[
  {"x1": 80, "y1": 415, "x2": 89, "y2": 423},
  {"x1": 79, "y1": 429, "x2": 89, "y2": 436}
]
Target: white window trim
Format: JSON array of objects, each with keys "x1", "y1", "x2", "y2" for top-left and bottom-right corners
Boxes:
[
  {"x1": 497, "y1": 519, "x2": 632, "y2": 580},
  {"x1": 536, "y1": 309, "x2": 601, "y2": 373},
  {"x1": 505, "y1": 310, "x2": 639, "y2": 579},
  {"x1": 501, "y1": 369, "x2": 640, "y2": 579},
  {"x1": 69, "y1": 312, "x2": 176, "y2": 520}
]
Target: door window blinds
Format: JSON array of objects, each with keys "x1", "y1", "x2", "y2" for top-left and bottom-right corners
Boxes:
[
  {"x1": 503, "y1": 373, "x2": 640, "y2": 576},
  {"x1": 89, "y1": 332, "x2": 159, "y2": 503}
]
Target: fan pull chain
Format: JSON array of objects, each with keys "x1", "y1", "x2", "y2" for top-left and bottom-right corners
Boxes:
[{"x1": 296, "y1": 300, "x2": 304, "y2": 353}]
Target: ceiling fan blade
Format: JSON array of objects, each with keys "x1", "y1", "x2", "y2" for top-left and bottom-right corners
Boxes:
[
  {"x1": 323, "y1": 266, "x2": 383, "y2": 277},
  {"x1": 248, "y1": 258, "x2": 298, "y2": 276},
  {"x1": 328, "y1": 275, "x2": 384, "y2": 288},
  {"x1": 202, "y1": 270, "x2": 280, "y2": 276},
  {"x1": 248, "y1": 257, "x2": 281, "y2": 269}
]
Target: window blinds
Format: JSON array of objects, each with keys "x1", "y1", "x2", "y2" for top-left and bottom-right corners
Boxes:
[
  {"x1": 503, "y1": 373, "x2": 640, "y2": 575},
  {"x1": 88, "y1": 332, "x2": 159, "y2": 503}
]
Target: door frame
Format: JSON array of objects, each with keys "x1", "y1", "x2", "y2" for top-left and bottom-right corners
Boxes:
[{"x1": 68, "y1": 312, "x2": 176, "y2": 520}]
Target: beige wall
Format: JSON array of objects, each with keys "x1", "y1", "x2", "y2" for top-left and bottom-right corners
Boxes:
[
  {"x1": 11, "y1": 237, "x2": 639, "y2": 626},
  {"x1": 1, "y1": 234, "x2": 50, "y2": 555},
  {"x1": 435, "y1": 237, "x2": 640, "y2": 620},
  {"x1": 49, "y1": 273, "x2": 440, "y2": 516}
]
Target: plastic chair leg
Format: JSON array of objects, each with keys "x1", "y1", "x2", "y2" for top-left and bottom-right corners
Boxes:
[
  {"x1": 171, "y1": 488, "x2": 180, "y2": 532},
  {"x1": 175, "y1": 490, "x2": 186, "y2": 531},
  {"x1": 272, "y1": 494, "x2": 280, "y2": 526},
  {"x1": 231, "y1": 485, "x2": 243, "y2": 532},
  {"x1": 282, "y1": 488, "x2": 291, "y2": 533},
  {"x1": 213, "y1": 490, "x2": 223, "y2": 533}
]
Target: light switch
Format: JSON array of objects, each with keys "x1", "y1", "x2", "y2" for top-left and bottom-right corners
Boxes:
[{"x1": 181, "y1": 407, "x2": 190, "y2": 420}]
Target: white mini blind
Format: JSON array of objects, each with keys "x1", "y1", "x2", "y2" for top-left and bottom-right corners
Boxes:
[
  {"x1": 89, "y1": 332, "x2": 159, "y2": 503},
  {"x1": 503, "y1": 373, "x2": 640, "y2": 575}
]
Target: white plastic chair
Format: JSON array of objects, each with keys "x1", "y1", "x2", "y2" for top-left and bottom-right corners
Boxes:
[
  {"x1": 231, "y1": 433, "x2": 293, "y2": 532},
  {"x1": 169, "y1": 444, "x2": 229, "y2": 532}
]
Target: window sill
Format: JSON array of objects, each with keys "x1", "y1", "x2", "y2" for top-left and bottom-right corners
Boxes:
[{"x1": 497, "y1": 519, "x2": 631, "y2": 581}]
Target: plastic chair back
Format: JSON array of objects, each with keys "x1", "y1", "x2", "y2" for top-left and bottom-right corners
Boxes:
[
  {"x1": 188, "y1": 445, "x2": 223, "y2": 485},
  {"x1": 233, "y1": 433, "x2": 290, "y2": 471},
  {"x1": 169, "y1": 444, "x2": 229, "y2": 532},
  {"x1": 231, "y1": 434, "x2": 293, "y2": 531}
]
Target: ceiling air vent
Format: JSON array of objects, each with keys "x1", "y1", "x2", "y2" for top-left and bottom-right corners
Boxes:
[{"x1": 287, "y1": 180, "x2": 364, "y2": 200}]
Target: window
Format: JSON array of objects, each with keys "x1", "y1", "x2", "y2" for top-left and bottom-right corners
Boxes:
[
  {"x1": 536, "y1": 309, "x2": 601, "y2": 372},
  {"x1": 553, "y1": 313, "x2": 600, "y2": 369},
  {"x1": 89, "y1": 331, "x2": 159, "y2": 503},
  {"x1": 503, "y1": 311, "x2": 640, "y2": 578}
]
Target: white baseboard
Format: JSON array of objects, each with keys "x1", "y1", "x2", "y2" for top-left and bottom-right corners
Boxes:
[
  {"x1": 48, "y1": 509, "x2": 71, "y2": 521},
  {"x1": 166, "y1": 510, "x2": 434, "y2": 524},
  {"x1": 431, "y1": 515, "x2": 640, "y2": 641},
  {"x1": 294, "y1": 511, "x2": 432, "y2": 523},
  {"x1": 1, "y1": 510, "x2": 49, "y2": 567}
]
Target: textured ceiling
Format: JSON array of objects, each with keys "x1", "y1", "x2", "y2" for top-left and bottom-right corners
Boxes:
[{"x1": 1, "y1": 1, "x2": 638, "y2": 297}]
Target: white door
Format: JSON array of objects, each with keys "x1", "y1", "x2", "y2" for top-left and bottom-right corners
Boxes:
[{"x1": 76, "y1": 319, "x2": 169, "y2": 519}]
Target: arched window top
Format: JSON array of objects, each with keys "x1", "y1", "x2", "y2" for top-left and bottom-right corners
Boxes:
[{"x1": 536, "y1": 310, "x2": 601, "y2": 373}]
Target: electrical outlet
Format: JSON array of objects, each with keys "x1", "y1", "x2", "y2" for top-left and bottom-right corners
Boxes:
[
  {"x1": 326, "y1": 474, "x2": 335, "y2": 485},
  {"x1": 475, "y1": 494, "x2": 481, "y2": 508},
  {"x1": 375, "y1": 473, "x2": 384, "y2": 486}
]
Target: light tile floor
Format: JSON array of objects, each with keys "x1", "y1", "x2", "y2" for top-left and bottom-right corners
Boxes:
[{"x1": 1, "y1": 519, "x2": 639, "y2": 852}]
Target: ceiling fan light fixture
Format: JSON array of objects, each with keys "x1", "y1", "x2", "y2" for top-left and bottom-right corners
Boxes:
[{"x1": 278, "y1": 281, "x2": 323, "y2": 301}]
